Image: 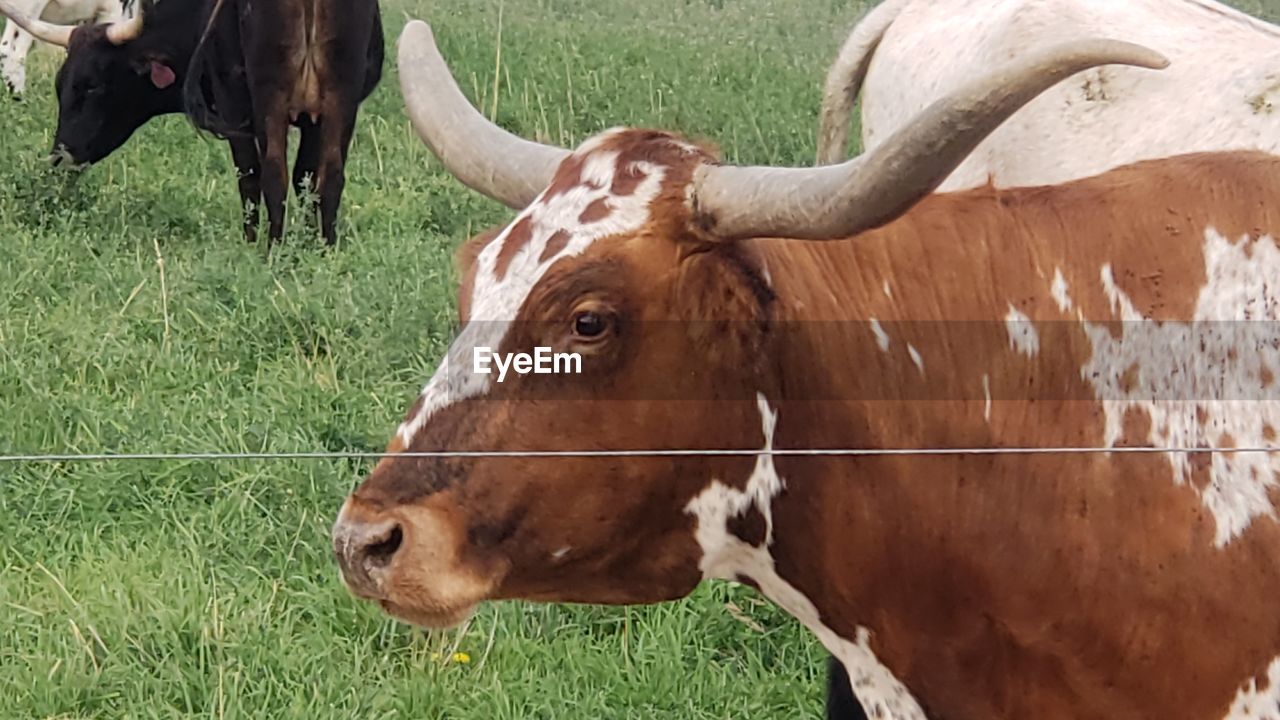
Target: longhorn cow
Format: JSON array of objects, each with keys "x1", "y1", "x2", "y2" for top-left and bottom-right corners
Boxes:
[{"x1": 332, "y1": 20, "x2": 1280, "y2": 720}]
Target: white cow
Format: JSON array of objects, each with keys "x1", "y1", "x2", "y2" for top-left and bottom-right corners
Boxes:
[
  {"x1": 816, "y1": 0, "x2": 1280, "y2": 190},
  {"x1": 0, "y1": 0, "x2": 127, "y2": 96}
]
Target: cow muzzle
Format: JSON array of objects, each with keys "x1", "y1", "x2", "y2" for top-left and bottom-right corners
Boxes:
[
  {"x1": 330, "y1": 493, "x2": 507, "y2": 629},
  {"x1": 48, "y1": 144, "x2": 90, "y2": 170},
  {"x1": 331, "y1": 500, "x2": 403, "y2": 599}
]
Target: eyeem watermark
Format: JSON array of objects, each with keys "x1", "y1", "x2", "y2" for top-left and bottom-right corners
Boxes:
[{"x1": 474, "y1": 346, "x2": 582, "y2": 382}]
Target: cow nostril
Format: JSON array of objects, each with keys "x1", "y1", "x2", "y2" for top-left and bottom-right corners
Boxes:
[
  {"x1": 333, "y1": 515, "x2": 406, "y2": 591},
  {"x1": 363, "y1": 524, "x2": 403, "y2": 569}
]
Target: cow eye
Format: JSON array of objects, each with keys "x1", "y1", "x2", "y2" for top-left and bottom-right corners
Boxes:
[{"x1": 572, "y1": 311, "x2": 608, "y2": 338}]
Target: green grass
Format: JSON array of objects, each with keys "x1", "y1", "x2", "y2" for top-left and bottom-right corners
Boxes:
[
  {"x1": 2, "y1": 0, "x2": 1278, "y2": 717},
  {"x1": 0, "y1": 0, "x2": 863, "y2": 717}
]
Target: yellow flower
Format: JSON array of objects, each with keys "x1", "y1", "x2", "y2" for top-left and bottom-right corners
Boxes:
[{"x1": 430, "y1": 651, "x2": 472, "y2": 665}]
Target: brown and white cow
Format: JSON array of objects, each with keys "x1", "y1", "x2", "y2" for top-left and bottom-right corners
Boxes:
[{"x1": 333, "y1": 20, "x2": 1280, "y2": 719}]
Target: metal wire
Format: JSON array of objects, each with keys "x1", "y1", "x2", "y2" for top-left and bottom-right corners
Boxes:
[{"x1": 2, "y1": 446, "x2": 1279, "y2": 463}]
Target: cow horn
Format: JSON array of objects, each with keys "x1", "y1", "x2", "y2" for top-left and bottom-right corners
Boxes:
[
  {"x1": 398, "y1": 20, "x2": 570, "y2": 210},
  {"x1": 105, "y1": 0, "x2": 148, "y2": 45},
  {"x1": 0, "y1": 0, "x2": 73, "y2": 47},
  {"x1": 691, "y1": 39, "x2": 1170, "y2": 241}
]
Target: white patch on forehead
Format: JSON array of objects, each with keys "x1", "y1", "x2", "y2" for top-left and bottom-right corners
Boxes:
[
  {"x1": 1004, "y1": 304, "x2": 1040, "y2": 358},
  {"x1": 1081, "y1": 228, "x2": 1280, "y2": 547},
  {"x1": 574, "y1": 126, "x2": 629, "y2": 154},
  {"x1": 907, "y1": 344, "x2": 924, "y2": 374},
  {"x1": 869, "y1": 318, "x2": 891, "y2": 353},
  {"x1": 397, "y1": 139, "x2": 675, "y2": 445},
  {"x1": 685, "y1": 394, "x2": 928, "y2": 719},
  {"x1": 1224, "y1": 655, "x2": 1280, "y2": 720},
  {"x1": 1051, "y1": 268, "x2": 1073, "y2": 313}
]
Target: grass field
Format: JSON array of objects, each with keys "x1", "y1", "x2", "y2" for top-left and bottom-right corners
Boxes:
[{"x1": 2, "y1": 0, "x2": 1278, "y2": 717}]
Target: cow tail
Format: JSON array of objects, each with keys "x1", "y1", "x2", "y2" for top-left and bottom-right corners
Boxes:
[
  {"x1": 181, "y1": 0, "x2": 242, "y2": 137},
  {"x1": 814, "y1": 0, "x2": 912, "y2": 166}
]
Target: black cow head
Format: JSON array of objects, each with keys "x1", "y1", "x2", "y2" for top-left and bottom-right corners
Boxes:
[
  {"x1": 50, "y1": 17, "x2": 186, "y2": 166},
  {"x1": 0, "y1": 0, "x2": 191, "y2": 166}
]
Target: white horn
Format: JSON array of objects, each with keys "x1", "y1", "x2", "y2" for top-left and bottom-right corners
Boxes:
[
  {"x1": 397, "y1": 20, "x2": 570, "y2": 210},
  {"x1": 693, "y1": 39, "x2": 1170, "y2": 241},
  {"x1": 105, "y1": 0, "x2": 147, "y2": 45},
  {"x1": 0, "y1": 0, "x2": 73, "y2": 47}
]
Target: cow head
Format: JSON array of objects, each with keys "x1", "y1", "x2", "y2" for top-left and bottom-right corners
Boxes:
[
  {"x1": 330, "y1": 21, "x2": 1167, "y2": 629},
  {"x1": 334, "y1": 131, "x2": 778, "y2": 627},
  {"x1": 0, "y1": 0, "x2": 183, "y2": 165}
]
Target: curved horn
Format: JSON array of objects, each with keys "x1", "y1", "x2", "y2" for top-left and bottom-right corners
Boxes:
[
  {"x1": 693, "y1": 39, "x2": 1170, "y2": 241},
  {"x1": 398, "y1": 20, "x2": 570, "y2": 210},
  {"x1": 105, "y1": 0, "x2": 148, "y2": 45},
  {"x1": 0, "y1": 0, "x2": 73, "y2": 47}
]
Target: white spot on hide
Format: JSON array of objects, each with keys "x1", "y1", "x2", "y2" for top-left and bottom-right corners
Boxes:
[
  {"x1": 983, "y1": 373, "x2": 992, "y2": 423},
  {"x1": 869, "y1": 318, "x2": 891, "y2": 353},
  {"x1": 685, "y1": 393, "x2": 785, "y2": 568},
  {"x1": 1081, "y1": 229, "x2": 1280, "y2": 547},
  {"x1": 908, "y1": 344, "x2": 924, "y2": 374},
  {"x1": 1051, "y1": 268, "x2": 1073, "y2": 313},
  {"x1": 684, "y1": 394, "x2": 928, "y2": 720},
  {"x1": 1005, "y1": 304, "x2": 1040, "y2": 357},
  {"x1": 1223, "y1": 655, "x2": 1280, "y2": 720}
]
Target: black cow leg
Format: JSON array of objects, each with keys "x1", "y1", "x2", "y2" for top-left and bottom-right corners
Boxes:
[
  {"x1": 827, "y1": 656, "x2": 868, "y2": 720},
  {"x1": 228, "y1": 137, "x2": 262, "y2": 243},
  {"x1": 314, "y1": 104, "x2": 358, "y2": 247},
  {"x1": 293, "y1": 116, "x2": 323, "y2": 232},
  {"x1": 257, "y1": 114, "x2": 291, "y2": 245}
]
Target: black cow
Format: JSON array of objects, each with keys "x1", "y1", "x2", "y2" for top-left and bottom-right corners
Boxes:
[{"x1": 0, "y1": 0, "x2": 383, "y2": 245}]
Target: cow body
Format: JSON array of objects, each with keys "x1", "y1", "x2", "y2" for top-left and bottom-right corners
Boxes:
[
  {"x1": 0, "y1": 0, "x2": 125, "y2": 95},
  {"x1": 0, "y1": 0, "x2": 383, "y2": 245},
  {"x1": 817, "y1": 0, "x2": 1280, "y2": 190},
  {"x1": 332, "y1": 23, "x2": 1280, "y2": 719},
  {"x1": 737, "y1": 153, "x2": 1280, "y2": 718},
  {"x1": 816, "y1": 1, "x2": 1280, "y2": 713},
  {"x1": 183, "y1": 0, "x2": 384, "y2": 244}
]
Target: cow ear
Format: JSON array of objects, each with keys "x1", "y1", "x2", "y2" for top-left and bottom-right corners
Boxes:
[
  {"x1": 675, "y1": 244, "x2": 775, "y2": 368},
  {"x1": 148, "y1": 60, "x2": 176, "y2": 89}
]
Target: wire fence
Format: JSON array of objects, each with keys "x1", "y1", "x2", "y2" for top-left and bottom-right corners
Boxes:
[{"x1": 3, "y1": 446, "x2": 1280, "y2": 464}]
